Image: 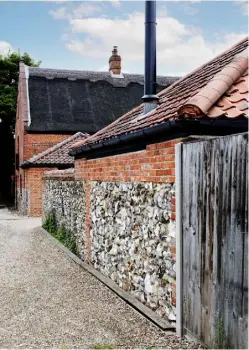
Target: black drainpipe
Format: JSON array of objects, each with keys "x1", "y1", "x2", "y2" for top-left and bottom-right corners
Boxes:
[{"x1": 142, "y1": 0, "x2": 158, "y2": 114}]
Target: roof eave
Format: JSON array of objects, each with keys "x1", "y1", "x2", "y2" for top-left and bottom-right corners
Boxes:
[{"x1": 70, "y1": 118, "x2": 248, "y2": 160}]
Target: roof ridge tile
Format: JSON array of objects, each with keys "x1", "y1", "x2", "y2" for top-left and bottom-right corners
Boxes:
[
  {"x1": 178, "y1": 47, "x2": 248, "y2": 117},
  {"x1": 28, "y1": 66, "x2": 179, "y2": 88}
]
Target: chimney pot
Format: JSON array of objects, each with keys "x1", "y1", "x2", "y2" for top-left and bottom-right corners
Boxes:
[{"x1": 109, "y1": 46, "x2": 121, "y2": 75}]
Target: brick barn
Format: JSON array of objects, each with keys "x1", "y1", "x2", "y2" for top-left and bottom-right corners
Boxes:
[
  {"x1": 15, "y1": 47, "x2": 177, "y2": 215},
  {"x1": 63, "y1": 36, "x2": 248, "y2": 321}
]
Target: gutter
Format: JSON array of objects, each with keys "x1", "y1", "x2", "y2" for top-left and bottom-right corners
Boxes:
[
  {"x1": 69, "y1": 120, "x2": 179, "y2": 157},
  {"x1": 69, "y1": 118, "x2": 248, "y2": 159}
]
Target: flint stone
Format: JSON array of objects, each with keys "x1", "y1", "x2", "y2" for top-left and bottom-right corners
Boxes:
[
  {"x1": 43, "y1": 179, "x2": 85, "y2": 259},
  {"x1": 90, "y1": 181, "x2": 176, "y2": 321}
]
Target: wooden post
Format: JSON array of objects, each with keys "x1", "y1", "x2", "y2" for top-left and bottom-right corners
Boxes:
[{"x1": 176, "y1": 142, "x2": 183, "y2": 336}]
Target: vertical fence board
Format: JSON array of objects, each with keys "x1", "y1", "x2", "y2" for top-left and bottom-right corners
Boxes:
[
  {"x1": 176, "y1": 144, "x2": 183, "y2": 335},
  {"x1": 180, "y1": 133, "x2": 248, "y2": 349}
]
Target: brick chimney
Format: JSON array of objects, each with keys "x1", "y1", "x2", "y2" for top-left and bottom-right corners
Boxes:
[{"x1": 109, "y1": 46, "x2": 121, "y2": 75}]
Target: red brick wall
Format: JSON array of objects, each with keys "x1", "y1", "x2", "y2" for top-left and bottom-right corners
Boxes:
[
  {"x1": 75, "y1": 139, "x2": 181, "y2": 183},
  {"x1": 75, "y1": 138, "x2": 183, "y2": 266},
  {"x1": 26, "y1": 167, "x2": 56, "y2": 216},
  {"x1": 24, "y1": 134, "x2": 71, "y2": 160}
]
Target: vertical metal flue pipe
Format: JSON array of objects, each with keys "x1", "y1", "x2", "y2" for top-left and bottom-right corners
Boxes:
[{"x1": 142, "y1": 0, "x2": 158, "y2": 114}]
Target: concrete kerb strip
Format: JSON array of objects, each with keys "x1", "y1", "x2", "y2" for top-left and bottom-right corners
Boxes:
[{"x1": 39, "y1": 227, "x2": 175, "y2": 332}]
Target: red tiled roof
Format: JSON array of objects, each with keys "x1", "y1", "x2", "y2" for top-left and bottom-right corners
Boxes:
[
  {"x1": 22, "y1": 132, "x2": 88, "y2": 167},
  {"x1": 71, "y1": 36, "x2": 248, "y2": 152}
]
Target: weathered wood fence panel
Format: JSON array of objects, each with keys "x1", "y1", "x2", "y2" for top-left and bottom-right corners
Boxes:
[{"x1": 180, "y1": 133, "x2": 248, "y2": 349}]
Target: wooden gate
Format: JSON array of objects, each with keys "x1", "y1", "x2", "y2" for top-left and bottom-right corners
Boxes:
[{"x1": 176, "y1": 133, "x2": 248, "y2": 349}]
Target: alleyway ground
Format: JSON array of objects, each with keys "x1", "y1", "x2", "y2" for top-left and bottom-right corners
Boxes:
[{"x1": 0, "y1": 207, "x2": 199, "y2": 349}]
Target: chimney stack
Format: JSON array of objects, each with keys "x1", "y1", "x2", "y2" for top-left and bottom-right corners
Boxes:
[
  {"x1": 109, "y1": 46, "x2": 121, "y2": 75},
  {"x1": 142, "y1": 1, "x2": 158, "y2": 114}
]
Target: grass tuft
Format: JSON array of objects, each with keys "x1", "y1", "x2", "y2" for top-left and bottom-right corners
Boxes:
[{"x1": 43, "y1": 212, "x2": 77, "y2": 255}]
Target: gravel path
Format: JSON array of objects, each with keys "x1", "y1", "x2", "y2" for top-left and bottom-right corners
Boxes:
[{"x1": 0, "y1": 208, "x2": 200, "y2": 349}]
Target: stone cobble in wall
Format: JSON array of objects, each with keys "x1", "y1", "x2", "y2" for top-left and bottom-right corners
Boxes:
[
  {"x1": 43, "y1": 180, "x2": 85, "y2": 259},
  {"x1": 90, "y1": 181, "x2": 176, "y2": 322},
  {"x1": 16, "y1": 188, "x2": 29, "y2": 215}
]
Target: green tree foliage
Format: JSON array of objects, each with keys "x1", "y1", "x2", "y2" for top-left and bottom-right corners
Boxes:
[{"x1": 0, "y1": 51, "x2": 41, "y2": 130}]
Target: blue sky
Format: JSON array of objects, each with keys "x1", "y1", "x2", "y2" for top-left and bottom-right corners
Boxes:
[{"x1": 0, "y1": 1, "x2": 248, "y2": 75}]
